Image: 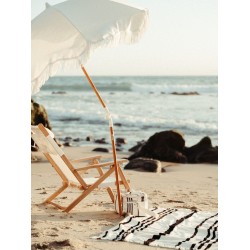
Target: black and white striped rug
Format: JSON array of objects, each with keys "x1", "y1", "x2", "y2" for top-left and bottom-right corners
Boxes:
[{"x1": 93, "y1": 207, "x2": 218, "y2": 250}]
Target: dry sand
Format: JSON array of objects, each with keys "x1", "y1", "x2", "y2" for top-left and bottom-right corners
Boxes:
[{"x1": 31, "y1": 146, "x2": 218, "y2": 250}]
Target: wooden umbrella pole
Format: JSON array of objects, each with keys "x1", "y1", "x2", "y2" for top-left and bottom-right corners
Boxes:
[{"x1": 80, "y1": 65, "x2": 123, "y2": 216}]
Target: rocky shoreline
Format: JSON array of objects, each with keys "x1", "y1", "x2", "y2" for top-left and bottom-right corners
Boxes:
[{"x1": 31, "y1": 100, "x2": 218, "y2": 171}]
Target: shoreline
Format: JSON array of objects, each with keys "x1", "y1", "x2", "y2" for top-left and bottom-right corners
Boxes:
[{"x1": 31, "y1": 146, "x2": 218, "y2": 249}]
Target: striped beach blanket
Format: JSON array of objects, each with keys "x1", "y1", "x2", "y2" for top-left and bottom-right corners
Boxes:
[{"x1": 93, "y1": 207, "x2": 218, "y2": 250}]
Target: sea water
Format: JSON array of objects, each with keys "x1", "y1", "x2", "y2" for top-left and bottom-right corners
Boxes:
[{"x1": 32, "y1": 76, "x2": 218, "y2": 151}]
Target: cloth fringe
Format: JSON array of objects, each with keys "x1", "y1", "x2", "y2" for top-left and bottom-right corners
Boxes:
[{"x1": 31, "y1": 11, "x2": 149, "y2": 95}]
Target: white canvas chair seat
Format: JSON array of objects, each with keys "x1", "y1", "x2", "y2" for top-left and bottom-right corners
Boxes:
[
  {"x1": 31, "y1": 123, "x2": 130, "y2": 213},
  {"x1": 84, "y1": 177, "x2": 117, "y2": 187},
  {"x1": 68, "y1": 177, "x2": 123, "y2": 190}
]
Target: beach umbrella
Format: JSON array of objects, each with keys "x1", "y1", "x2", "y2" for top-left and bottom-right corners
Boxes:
[{"x1": 31, "y1": 0, "x2": 149, "y2": 215}]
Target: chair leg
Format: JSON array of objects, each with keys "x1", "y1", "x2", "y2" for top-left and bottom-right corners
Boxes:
[
  {"x1": 43, "y1": 183, "x2": 68, "y2": 204},
  {"x1": 118, "y1": 167, "x2": 131, "y2": 191},
  {"x1": 96, "y1": 166, "x2": 115, "y2": 203},
  {"x1": 106, "y1": 187, "x2": 115, "y2": 203},
  {"x1": 64, "y1": 167, "x2": 115, "y2": 213}
]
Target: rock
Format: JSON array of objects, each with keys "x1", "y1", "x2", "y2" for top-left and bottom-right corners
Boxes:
[
  {"x1": 52, "y1": 91, "x2": 66, "y2": 94},
  {"x1": 184, "y1": 137, "x2": 218, "y2": 164},
  {"x1": 196, "y1": 146, "x2": 218, "y2": 164},
  {"x1": 92, "y1": 147, "x2": 109, "y2": 153},
  {"x1": 31, "y1": 99, "x2": 62, "y2": 149},
  {"x1": 59, "y1": 117, "x2": 80, "y2": 122},
  {"x1": 63, "y1": 142, "x2": 72, "y2": 147},
  {"x1": 114, "y1": 123, "x2": 122, "y2": 127},
  {"x1": 86, "y1": 136, "x2": 94, "y2": 142},
  {"x1": 64, "y1": 136, "x2": 72, "y2": 141},
  {"x1": 31, "y1": 145, "x2": 39, "y2": 152},
  {"x1": 171, "y1": 91, "x2": 199, "y2": 95},
  {"x1": 73, "y1": 138, "x2": 81, "y2": 142},
  {"x1": 31, "y1": 99, "x2": 51, "y2": 130},
  {"x1": 54, "y1": 138, "x2": 62, "y2": 147},
  {"x1": 116, "y1": 137, "x2": 126, "y2": 144},
  {"x1": 95, "y1": 138, "x2": 108, "y2": 144},
  {"x1": 128, "y1": 130, "x2": 187, "y2": 163},
  {"x1": 124, "y1": 158, "x2": 162, "y2": 173},
  {"x1": 128, "y1": 140, "x2": 146, "y2": 152}
]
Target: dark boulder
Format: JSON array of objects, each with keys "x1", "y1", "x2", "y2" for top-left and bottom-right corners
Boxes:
[
  {"x1": 128, "y1": 140, "x2": 146, "y2": 152},
  {"x1": 63, "y1": 142, "x2": 72, "y2": 147},
  {"x1": 124, "y1": 158, "x2": 162, "y2": 173},
  {"x1": 116, "y1": 137, "x2": 126, "y2": 144},
  {"x1": 184, "y1": 137, "x2": 218, "y2": 164},
  {"x1": 64, "y1": 136, "x2": 72, "y2": 141},
  {"x1": 95, "y1": 138, "x2": 108, "y2": 144},
  {"x1": 31, "y1": 99, "x2": 51, "y2": 148},
  {"x1": 86, "y1": 136, "x2": 94, "y2": 142},
  {"x1": 128, "y1": 130, "x2": 187, "y2": 163},
  {"x1": 73, "y1": 138, "x2": 82, "y2": 142},
  {"x1": 31, "y1": 99, "x2": 62, "y2": 148},
  {"x1": 31, "y1": 145, "x2": 39, "y2": 152},
  {"x1": 92, "y1": 147, "x2": 109, "y2": 153},
  {"x1": 31, "y1": 99, "x2": 51, "y2": 129},
  {"x1": 196, "y1": 146, "x2": 218, "y2": 164}
]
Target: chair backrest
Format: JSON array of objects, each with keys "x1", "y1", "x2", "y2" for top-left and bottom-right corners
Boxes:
[{"x1": 31, "y1": 124, "x2": 80, "y2": 184}]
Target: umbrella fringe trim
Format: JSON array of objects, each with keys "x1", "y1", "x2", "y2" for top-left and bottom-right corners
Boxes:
[{"x1": 31, "y1": 11, "x2": 149, "y2": 95}]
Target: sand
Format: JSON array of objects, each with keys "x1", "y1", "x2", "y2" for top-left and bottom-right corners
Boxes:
[{"x1": 31, "y1": 146, "x2": 218, "y2": 250}]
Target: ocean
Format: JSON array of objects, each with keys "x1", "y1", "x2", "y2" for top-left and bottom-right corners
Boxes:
[{"x1": 32, "y1": 76, "x2": 218, "y2": 152}]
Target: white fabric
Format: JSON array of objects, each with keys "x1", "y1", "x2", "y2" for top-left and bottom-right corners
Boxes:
[
  {"x1": 31, "y1": 126, "x2": 57, "y2": 154},
  {"x1": 84, "y1": 177, "x2": 116, "y2": 187},
  {"x1": 93, "y1": 207, "x2": 218, "y2": 250},
  {"x1": 31, "y1": 125, "x2": 118, "y2": 186},
  {"x1": 32, "y1": 0, "x2": 149, "y2": 95},
  {"x1": 50, "y1": 154, "x2": 80, "y2": 183}
]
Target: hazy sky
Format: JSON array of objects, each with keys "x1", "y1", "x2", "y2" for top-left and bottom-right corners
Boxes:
[{"x1": 32, "y1": 0, "x2": 217, "y2": 76}]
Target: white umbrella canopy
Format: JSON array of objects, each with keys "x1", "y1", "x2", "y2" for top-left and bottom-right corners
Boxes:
[
  {"x1": 31, "y1": 0, "x2": 149, "y2": 216},
  {"x1": 31, "y1": 0, "x2": 149, "y2": 94}
]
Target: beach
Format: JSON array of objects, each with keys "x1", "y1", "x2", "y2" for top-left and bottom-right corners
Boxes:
[{"x1": 31, "y1": 146, "x2": 218, "y2": 250}]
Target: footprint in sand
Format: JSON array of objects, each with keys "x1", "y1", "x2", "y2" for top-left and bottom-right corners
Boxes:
[
  {"x1": 166, "y1": 199, "x2": 185, "y2": 204},
  {"x1": 79, "y1": 219, "x2": 91, "y2": 222},
  {"x1": 47, "y1": 233, "x2": 59, "y2": 237},
  {"x1": 39, "y1": 191, "x2": 47, "y2": 194},
  {"x1": 31, "y1": 232, "x2": 40, "y2": 238},
  {"x1": 32, "y1": 239, "x2": 71, "y2": 249},
  {"x1": 59, "y1": 196, "x2": 67, "y2": 199},
  {"x1": 189, "y1": 191, "x2": 198, "y2": 195}
]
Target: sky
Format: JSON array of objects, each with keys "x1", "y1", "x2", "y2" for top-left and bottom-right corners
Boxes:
[{"x1": 31, "y1": 0, "x2": 217, "y2": 76}]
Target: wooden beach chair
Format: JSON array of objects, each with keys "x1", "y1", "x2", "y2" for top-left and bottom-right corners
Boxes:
[{"x1": 31, "y1": 123, "x2": 130, "y2": 213}]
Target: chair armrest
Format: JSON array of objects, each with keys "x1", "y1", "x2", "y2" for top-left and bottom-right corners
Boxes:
[
  {"x1": 71, "y1": 155, "x2": 102, "y2": 163},
  {"x1": 75, "y1": 159, "x2": 128, "y2": 172}
]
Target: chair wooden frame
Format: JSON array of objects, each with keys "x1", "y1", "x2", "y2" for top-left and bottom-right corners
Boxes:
[{"x1": 31, "y1": 123, "x2": 130, "y2": 213}]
